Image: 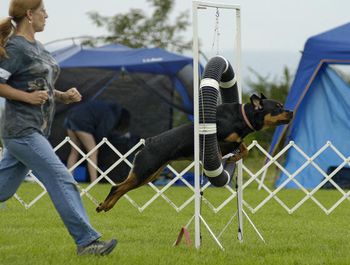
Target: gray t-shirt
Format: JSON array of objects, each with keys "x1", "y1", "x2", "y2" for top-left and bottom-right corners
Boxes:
[{"x1": 0, "y1": 35, "x2": 60, "y2": 138}]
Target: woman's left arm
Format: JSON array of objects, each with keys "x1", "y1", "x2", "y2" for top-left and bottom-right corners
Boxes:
[{"x1": 54, "y1": 87, "x2": 82, "y2": 104}]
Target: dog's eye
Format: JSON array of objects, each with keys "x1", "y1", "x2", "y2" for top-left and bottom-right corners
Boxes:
[
  {"x1": 271, "y1": 110, "x2": 280, "y2": 116},
  {"x1": 271, "y1": 105, "x2": 284, "y2": 116}
]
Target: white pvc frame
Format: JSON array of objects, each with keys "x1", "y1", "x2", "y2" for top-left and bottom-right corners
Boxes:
[{"x1": 192, "y1": 1, "x2": 242, "y2": 249}]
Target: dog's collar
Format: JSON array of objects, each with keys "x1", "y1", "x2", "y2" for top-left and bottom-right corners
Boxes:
[{"x1": 241, "y1": 104, "x2": 255, "y2": 131}]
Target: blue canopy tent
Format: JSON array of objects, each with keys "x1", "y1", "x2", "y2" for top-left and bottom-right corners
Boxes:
[
  {"x1": 51, "y1": 43, "x2": 194, "y2": 116},
  {"x1": 49, "y1": 43, "x2": 196, "y2": 140},
  {"x1": 270, "y1": 23, "x2": 350, "y2": 189},
  {"x1": 48, "y1": 43, "x2": 197, "y2": 182},
  {"x1": 55, "y1": 44, "x2": 193, "y2": 77}
]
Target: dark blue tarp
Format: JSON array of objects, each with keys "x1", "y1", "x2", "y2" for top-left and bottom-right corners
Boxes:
[{"x1": 270, "y1": 23, "x2": 350, "y2": 188}]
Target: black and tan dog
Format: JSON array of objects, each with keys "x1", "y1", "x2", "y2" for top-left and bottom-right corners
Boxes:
[{"x1": 96, "y1": 93, "x2": 293, "y2": 212}]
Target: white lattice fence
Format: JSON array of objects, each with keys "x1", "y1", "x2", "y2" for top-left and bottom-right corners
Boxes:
[
  {"x1": 244, "y1": 141, "x2": 350, "y2": 215},
  {"x1": 4, "y1": 138, "x2": 350, "y2": 214}
]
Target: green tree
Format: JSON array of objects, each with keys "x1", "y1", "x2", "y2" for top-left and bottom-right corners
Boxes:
[
  {"x1": 243, "y1": 66, "x2": 291, "y2": 104},
  {"x1": 86, "y1": 0, "x2": 191, "y2": 52}
]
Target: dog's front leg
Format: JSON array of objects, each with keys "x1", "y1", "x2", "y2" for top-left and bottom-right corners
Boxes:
[{"x1": 227, "y1": 142, "x2": 249, "y2": 163}]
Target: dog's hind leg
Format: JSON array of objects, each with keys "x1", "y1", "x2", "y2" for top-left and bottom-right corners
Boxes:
[
  {"x1": 139, "y1": 166, "x2": 165, "y2": 186},
  {"x1": 96, "y1": 166, "x2": 166, "y2": 213},
  {"x1": 96, "y1": 170, "x2": 139, "y2": 212}
]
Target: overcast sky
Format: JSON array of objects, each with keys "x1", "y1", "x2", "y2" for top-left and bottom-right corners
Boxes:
[
  {"x1": 1, "y1": 0, "x2": 350, "y2": 52},
  {"x1": 1, "y1": 0, "x2": 350, "y2": 80}
]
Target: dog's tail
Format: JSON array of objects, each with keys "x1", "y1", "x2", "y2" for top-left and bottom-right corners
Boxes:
[{"x1": 199, "y1": 56, "x2": 238, "y2": 187}]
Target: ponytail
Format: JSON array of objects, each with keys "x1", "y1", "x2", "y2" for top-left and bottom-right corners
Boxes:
[{"x1": 0, "y1": 17, "x2": 14, "y2": 58}]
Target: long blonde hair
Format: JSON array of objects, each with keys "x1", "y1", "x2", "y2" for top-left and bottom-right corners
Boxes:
[{"x1": 0, "y1": 0, "x2": 42, "y2": 57}]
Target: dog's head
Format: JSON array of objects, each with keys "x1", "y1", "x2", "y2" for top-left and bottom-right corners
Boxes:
[{"x1": 250, "y1": 93, "x2": 293, "y2": 129}]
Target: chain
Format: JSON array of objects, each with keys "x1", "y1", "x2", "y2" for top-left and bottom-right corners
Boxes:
[{"x1": 211, "y1": 8, "x2": 220, "y2": 55}]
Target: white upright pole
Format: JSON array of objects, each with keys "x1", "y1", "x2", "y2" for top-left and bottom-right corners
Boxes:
[
  {"x1": 192, "y1": 1, "x2": 251, "y2": 249},
  {"x1": 235, "y1": 9, "x2": 242, "y2": 102},
  {"x1": 192, "y1": 1, "x2": 201, "y2": 249},
  {"x1": 235, "y1": 8, "x2": 244, "y2": 242}
]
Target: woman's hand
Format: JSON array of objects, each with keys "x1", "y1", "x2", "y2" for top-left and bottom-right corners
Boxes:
[
  {"x1": 63, "y1": 87, "x2": 82, "y2": 104},
  {"x1": 26, "y1": 90, "x2": 49, "y2": 105},
  {"x1": 0, "y1": 84, "x2": 49, "y2": 105},
  {"x1": 55, "y1": 87, "x2": 82, "y2": 104}
]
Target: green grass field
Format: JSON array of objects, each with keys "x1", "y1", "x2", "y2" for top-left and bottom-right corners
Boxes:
[{"x1": 1, "y1": 183, "x2": 350, "y2": 265}]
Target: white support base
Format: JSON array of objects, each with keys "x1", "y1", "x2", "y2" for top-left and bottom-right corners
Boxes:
[
  {"x1": 184, "y1": 188, "x2": 226, "y2": 249},
  {"x1": 218, "y1": 162, "x2": 265, "y2": 243},
  {"x1": 217, "y1": 208, "x2": 266, "y2": 243},
  {"x1": 181, "y1": 169, "x2": 265, "y2": 250}
]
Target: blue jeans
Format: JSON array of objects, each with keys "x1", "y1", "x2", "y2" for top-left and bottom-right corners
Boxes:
[{"x1": 0, "y1": 132, "x2": 101, "y2": 246}]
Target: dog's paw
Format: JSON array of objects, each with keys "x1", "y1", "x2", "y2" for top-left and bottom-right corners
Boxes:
[
  {"x1": 96, "y1": 205, "x2": 102, "y2": 213},
  {"x1": 227, "y1": 153, "x2": 242, "y2": 163},
  {"x1": 96, "y1": 202, "x2": 114, "y2": 213},
  {"x1": 96, "y1": 203, "x2": 106, "y2": 213}
]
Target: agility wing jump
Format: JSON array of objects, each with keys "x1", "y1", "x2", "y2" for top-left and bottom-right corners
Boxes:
[{"x1": 96, "y1": 56, "x2": 293, "y2": 213}]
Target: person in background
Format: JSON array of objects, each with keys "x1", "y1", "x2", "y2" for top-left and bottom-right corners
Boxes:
[
  {"x1": 64, "y1": 100, "x2": 130, "y2": 182},
  {"x1": 0, "y1": 0, "x2": 117, "y2": 256}
]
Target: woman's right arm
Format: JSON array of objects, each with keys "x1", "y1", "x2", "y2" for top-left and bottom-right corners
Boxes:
[{"x1": 0, "y1": 83, "x2": 48, "y2": 105}]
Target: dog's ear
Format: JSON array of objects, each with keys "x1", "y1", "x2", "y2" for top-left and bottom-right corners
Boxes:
[
  {"x1": 250, "y1": 94, "x2": 263, "y2": 110},
  {"x1": 260, "y1": 93, "x2": 267, "y2": 99}
]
